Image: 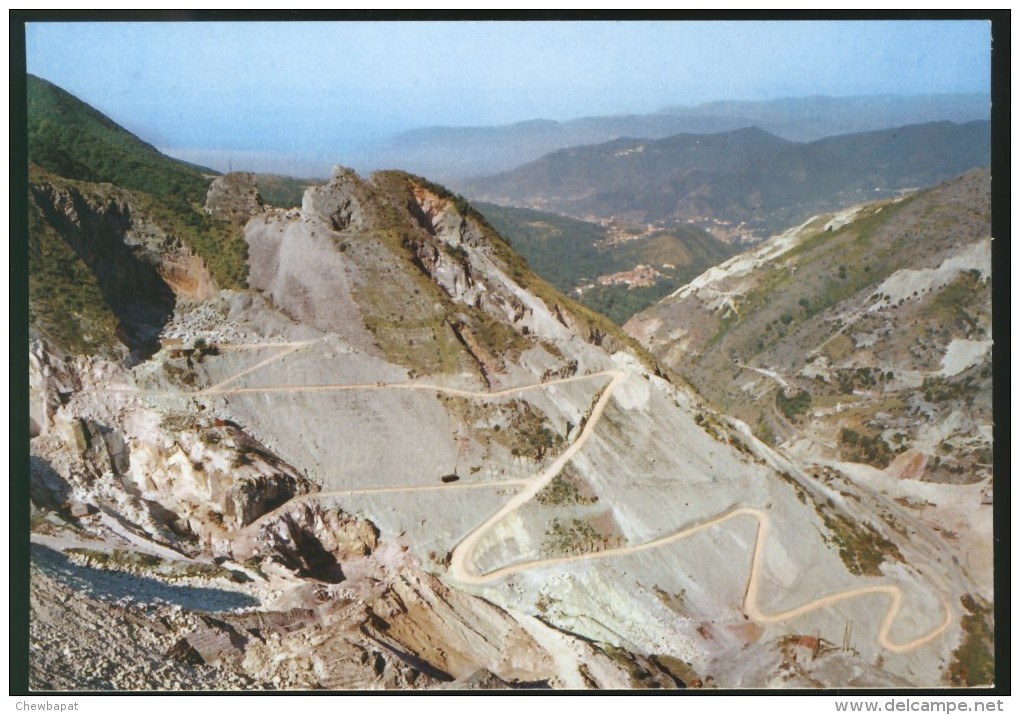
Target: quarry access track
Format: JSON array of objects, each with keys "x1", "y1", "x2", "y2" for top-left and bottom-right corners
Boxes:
[
  {"x1": 115, "y1": 339, "x2": 952, "y2": 654},
  {"x1": 450, "y1": 503, "x2": 952, "y2": 654}
]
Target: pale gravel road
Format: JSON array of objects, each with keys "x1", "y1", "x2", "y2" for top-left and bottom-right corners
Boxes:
[{"x1": 96, "y1": 340, "x2": 954, "y2": 653}]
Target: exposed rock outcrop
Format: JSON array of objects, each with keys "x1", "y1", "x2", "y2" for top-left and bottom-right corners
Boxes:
[
  {"x1": 204, "y1": 172, "x2": 263, "y2": 225},
  {"x1": 243, "y1": 171, "x2": 376, "y2": 346},
  {"x1": 239, "y1": 502, "x2": 379, "y2": 582},
  {"x1": 29, "y1": 339, "x2": 78, "y2": 438},
  {"x1": 301, "y1": 166, "x2": 372, "y2": 232}
]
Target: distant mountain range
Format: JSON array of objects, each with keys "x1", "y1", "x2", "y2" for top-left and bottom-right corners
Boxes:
[
  {"x1": 363, "y1": 94, "x2": 988, "y2": 181},
  {"x1": 462, "y1": 120, "x2": 991, "y2": 238}
]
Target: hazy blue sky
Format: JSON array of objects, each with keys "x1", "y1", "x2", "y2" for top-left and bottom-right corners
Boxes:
[{"x1": 25, "y1": 19, "x2": 991, "y2": 175}]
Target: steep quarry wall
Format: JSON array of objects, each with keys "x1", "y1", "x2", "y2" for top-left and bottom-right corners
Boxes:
[{"x1": 244, "y1": 172, "x2": 377, "y2": 353}]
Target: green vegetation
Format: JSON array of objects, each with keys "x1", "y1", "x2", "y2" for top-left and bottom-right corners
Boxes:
[
  {"x1": 462, "y1": 309, "x2": 533, "y2": 367},
  {"x1": 362, "y1": 311, "x2": 465, "y2": 376},
  {"x1": 836, "y1": 366, "x2": 882, "y2": 395},
  {"x1": 254, "y1": 173, "x2": 323, "y2": 208},
  {"x1": 503, "y1": 399, "x2": 562, "y2": 462},
  {"x1": 727, "y1": 200, "x2": 920, "y2": 359},
  {"x1": 776, "y1": 389, "x2": 811, "y2": 420},
  {"x1": 394, "y1": 173, "x2": 500, "y2": 234},
  {"x1": 815, "y1": 506, "x2": 903, "y2": 577},
  {"x1": 926, "y1": 373, "x2": 971, "y2": 407},
  {"x1": 649, "y1": 654, "x2": 705, "y2": 689},
  {"x1": 776, "y1": 470, "x2": 809, "y2": 505},
  {"x1": 474, "y1": 202, "x2": 607, "y2": 290},
  {"x1": 945, "y1": 594, "x2": 995, "y2": 687},
  {"x1": 932, "y1": 269, "x2": 988, "y2": 308},
  {"x1": 927, "y1": 270, "x2": 989, "y2": 337},
  {"x1": 27, "y1": 77, "x2": 251, "y2": 355},
  {"x1": 693, "y1": 410, "x2": 729, "y2": 445},
  {"x1": 543, "y1": 517, "x2": 616, "y2": 556},
  {"x1": 595, "y1": 644, "x2": 703, "y2": 688},
  {"x1": 821, "y1": 334, "x2": 855, "y2": 362},
  {"x1": 28, "y1": 75, "x2": 212, "y2": 204},
  {"x1": 755, "y1": 417, "x2": 777, "y2": 447},
  {"x1": 132, "y1": 192, "x2": 248, "y2": 289},
  {"x1": 438, "y1": 395, "x2": 563, "y2": 464},
  {"x1": 783, "y1": 209, "x2": 912, "y2": 317},
  {"x1": 703, "y1": 306, "x2": 739, "y2": 351},
  {"x1": 839, "y1": 427, "x2": 895, "y2": 469},
  {"x1": 581, "y1": 281, "x2": 681, "y2": 326},
  {"x1": 27, "y1": 192, "x2": 120, "y2": 354},
  {"x1": 242, "y1": 556, "x2": 269, "y2": 581},
  {"x1": 334, "y1": 207, "x2": 469, "y2": 375},
  {"x1": 668, "y1": 170, "x2": 990, "y2": 444},
  {"x1": 352, "y1": 173, "x2": 539, "y2": 377},
  {"x1": 535, "y1": 465, "x2": 599, "y2": 506}
]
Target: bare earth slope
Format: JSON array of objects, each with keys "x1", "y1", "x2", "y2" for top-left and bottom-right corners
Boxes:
[{"x1": 626, "y1": 169, "x2": 994, "y2": 686}]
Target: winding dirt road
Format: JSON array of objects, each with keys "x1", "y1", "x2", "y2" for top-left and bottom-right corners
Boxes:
[{"x1": 117, "y1": 339, "x2": 952, "y2": 654}]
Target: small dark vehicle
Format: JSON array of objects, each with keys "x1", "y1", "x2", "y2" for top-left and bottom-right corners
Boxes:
[{"x1": 441, "y1": 474, "x2": 460, "y2": 483}]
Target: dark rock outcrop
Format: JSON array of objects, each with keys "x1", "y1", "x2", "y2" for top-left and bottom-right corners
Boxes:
[
  {"x1": 249, "y1": 503, "x2": 380, "y2": 583},
  {"x1": 301, "y1": 166, "x2": 372, "y2": 232}
]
